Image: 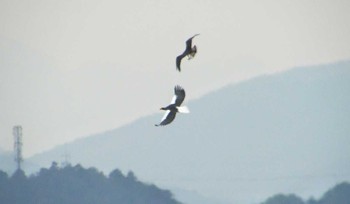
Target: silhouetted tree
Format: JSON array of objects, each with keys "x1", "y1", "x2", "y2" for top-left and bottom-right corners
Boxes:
[
  {"x1": 0, "y1": 171, "x2": 9, "y2": 202},
  {"x1": 262, "y1": 182, "x2": 350, "y2": 204},
  {"x1": 262, "y1": 194, "x2": 305, "y2": 204},
  {"x1": 306, "y1": 197, "x2": 317, "y2": 204},
  {"x1": 0, "y1": 163, "x2": 180, "y2": 204},
  {"x1": 317, "y1": 182, "x2": 350, "y2": 204}
]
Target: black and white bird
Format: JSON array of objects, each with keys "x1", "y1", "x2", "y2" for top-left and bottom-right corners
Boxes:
[
  {"x1": 155, "y1": 85, "x2": 189, "y2": 126},
  {"x1": 176, "y1": 34, "x2": 200, "y2": 72}
]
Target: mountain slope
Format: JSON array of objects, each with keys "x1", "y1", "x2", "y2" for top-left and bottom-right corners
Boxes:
[
  {"x1": 0, "y1": 149, "x2": 15, "y2": 174},
  {"x1": 28, "y1": 61, "x2": 350, "y2": 204}
]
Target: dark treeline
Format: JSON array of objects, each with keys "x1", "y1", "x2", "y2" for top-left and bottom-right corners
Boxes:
[
  {"x1": 1, "y1": 163, "x2": 349, "y2": 204},
  {"x1": 0, "y1": 162, "x2": 180, "y2": 204},
  {"x1": 261, "y1": 182, "x2": 350, "y2": 204}
]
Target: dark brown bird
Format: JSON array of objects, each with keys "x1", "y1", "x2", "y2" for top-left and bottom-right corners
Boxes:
[
  {"x1": 155, "y1": 85, "x2": 189, "y2": 126},
  {"x1": 176, "y1": 34, "x2": 200, "y2": 72}
]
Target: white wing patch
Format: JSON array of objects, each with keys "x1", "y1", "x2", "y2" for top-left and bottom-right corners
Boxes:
[
  {"x1": 177, "y1": 106, "x2": 190, "y2": 113},
  {"x1": 161, "y1": 110, "x2": 171, "y2": 122},
  {"x1": 170, "y1": 95, "x2": 177, "y2": 104}
]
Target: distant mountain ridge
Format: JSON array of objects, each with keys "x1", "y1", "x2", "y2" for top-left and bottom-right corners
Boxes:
[{"x1": 28, "y1": 61, "x2": 350, "y2": 204}]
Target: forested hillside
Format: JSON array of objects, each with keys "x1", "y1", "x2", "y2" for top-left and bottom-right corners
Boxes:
[
  {"x1": 262, "y1": 182, "x2": 350, "y2": 204},
  {"x1": 0, "y1": 163, "x2": 180, "y2": 204}
]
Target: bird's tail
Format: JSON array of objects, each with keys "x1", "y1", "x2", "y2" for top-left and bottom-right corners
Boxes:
[{"x1": 177, "y1": 106, "x2": 190, "y2": 113}]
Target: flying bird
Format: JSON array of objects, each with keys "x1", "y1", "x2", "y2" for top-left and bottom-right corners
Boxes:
[
  {"x1": 155, "y1": 85, "x2": 189, "y2": 126},
  {"x1": 176, "y1": 34, "x2": 200, "y2": 72}
]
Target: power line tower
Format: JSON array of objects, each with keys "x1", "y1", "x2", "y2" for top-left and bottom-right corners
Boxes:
[{"x1": 13, "y1": 126, "x2": 23, "y2": 170}]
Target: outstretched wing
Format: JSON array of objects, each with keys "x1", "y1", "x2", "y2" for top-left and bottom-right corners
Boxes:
[
  {"x1": 185, "y1": 33, "x2": 200, "y2": 50},
  {"x1": 155, "y1": 110, "x2": 177, "y2": 126},
  {"x1": 176, "y1": 53, "x2": 186, "y2": 72},
  {"x1": 173, "y1": 85, "x2": 185, "y2": 106},
  {"x1": 177, "y1": 34, "x2": 199, "y2": 71}
]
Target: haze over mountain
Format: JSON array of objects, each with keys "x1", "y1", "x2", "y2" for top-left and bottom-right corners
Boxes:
[
  {"x1": 0, "y1": 149, "x2": 15, "y2": 174},
  {"x1": 28, "y1": 61, "x2": 350, "y2": 204},
  {"x1": 2, "y1": 0, "x2": 350, "y2": 157},
  {"x1": 0, "y1": 149, "x2": 40, "y2": 176}
]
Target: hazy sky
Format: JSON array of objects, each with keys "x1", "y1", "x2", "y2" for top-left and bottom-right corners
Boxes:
[{"x1": 1, "y1": 0, "x2": 350, "y2": 157}]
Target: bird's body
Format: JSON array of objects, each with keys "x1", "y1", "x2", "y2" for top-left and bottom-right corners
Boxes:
[
  {"x1": 155, "y1": 85, "x2": 189, "y2": 126},
  {"x1": 176, "y1": 34, "x2": 200, "y2": 72}
]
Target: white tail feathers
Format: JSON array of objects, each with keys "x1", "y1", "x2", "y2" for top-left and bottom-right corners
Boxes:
[{"x1": 177, "y1": 106, "x2": 190, "y2": 113}]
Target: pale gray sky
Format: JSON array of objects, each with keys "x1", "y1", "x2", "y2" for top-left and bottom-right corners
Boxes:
[{"x1": 1, "y1": 0, "x2": 350, "y2": 157}]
